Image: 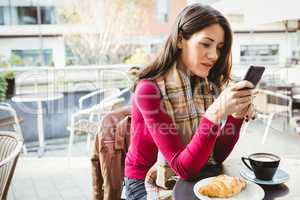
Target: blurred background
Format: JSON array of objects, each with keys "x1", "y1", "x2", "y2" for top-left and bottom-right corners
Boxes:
[
  {"x1": 0, "y1": 0, "x2": 300, "y2": 91},
  {"x1": 1, "y1": 0, "x2": 300, "y2": 199}
]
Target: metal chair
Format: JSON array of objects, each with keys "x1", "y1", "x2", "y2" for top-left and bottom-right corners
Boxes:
[
  {"x1": 242, "y1": 89, "x2": 292, "y2": 144},
  {"x1": 67, "y1": 88, "x2": 129, "y2": 156},
  {"x1": 0, "y1": 102, "x2": 27, "y2": 154},
  {"x1": 0, "y1": 131, "x2": 23, "y2": 200}
]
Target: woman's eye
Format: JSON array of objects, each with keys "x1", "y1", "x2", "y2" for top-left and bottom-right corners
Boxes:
[{"x1": 201, "y1": 43, "x2": 210, "y2": 48}]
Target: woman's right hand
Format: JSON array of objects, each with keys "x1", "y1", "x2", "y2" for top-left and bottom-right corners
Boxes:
[{"x1": 205, "y1": 81, "x2": 255, "y2": 124}]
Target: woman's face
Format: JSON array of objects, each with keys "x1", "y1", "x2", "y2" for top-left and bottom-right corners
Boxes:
[{"x1": 178, "y1": 24, "x2": 225, "y2": 78}]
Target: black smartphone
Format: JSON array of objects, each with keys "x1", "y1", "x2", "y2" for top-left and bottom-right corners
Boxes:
[{"x1": 243, "y1": 65, "x2": 265, "y2": 89}]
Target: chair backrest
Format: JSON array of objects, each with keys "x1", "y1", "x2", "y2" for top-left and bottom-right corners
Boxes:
[
  {"x1": 105, "y1": 97, "x2": 125, "y2": 111},
  {"x1": 0, "y1": 131, "x2": 23, "y2": 200},
  {"x1": 78, "y1": 88, "x2": 121, "y2": 110},
  {"x1": 0, "y1": 103, "x2": 19, "y2": 127},
  {"x1": 0, "y1": 103, "x2": 24, "y2": 140},
  {"x1": 102, "y1": 88, "x2": 121, "y2": 103},
  {"x1": 101, "y1": 88, "x2": 130, "y2": 105},
  {"x1": 254, "y1": 89, "x2": 292, "y2": 117}
]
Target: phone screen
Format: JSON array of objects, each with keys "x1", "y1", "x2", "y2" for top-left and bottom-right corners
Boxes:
[{"x1": 243, "y1": 65, "x2": 265, "y2": 88}]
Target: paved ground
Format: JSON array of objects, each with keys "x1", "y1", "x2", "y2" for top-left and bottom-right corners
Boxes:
[
  {"x1": 6, "y1": 116, "x2": 300, "y2": 200},
  {"x1": 7, "y1": 136, "x2": 93, "y2": 200},
  {"x1": 8, "y1": 157, "x2": 92, "y2": 200}
]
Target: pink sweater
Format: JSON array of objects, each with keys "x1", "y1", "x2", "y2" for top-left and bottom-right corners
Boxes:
[{"x1": 125, "y1": 80, "x2": 243, "y2": 180}]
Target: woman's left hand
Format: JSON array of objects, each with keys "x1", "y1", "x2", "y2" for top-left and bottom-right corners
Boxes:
[{"x1": 232, "y1": 103, "x2": 256, "y2": 121}]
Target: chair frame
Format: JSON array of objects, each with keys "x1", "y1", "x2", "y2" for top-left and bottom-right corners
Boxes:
[
  {"x1": 0, "y1": 102, "x2": 27, "y2": 154},
  {"x1": 68, "y1": 88, "x2": 129, "y2": 156},
  {"x1": 0, "y1": 131, "x2": 23, "y2": 200},
  {"x1": 242, "y1": 89, "x2": 292, "y2": 144}
]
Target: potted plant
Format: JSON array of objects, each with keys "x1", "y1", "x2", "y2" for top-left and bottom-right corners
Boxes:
[
  {"x1": 0, "y1": 75, "x2": 7, "y2": 101},
  {"x1": 4, "y1": 71, "x2": 16, "y2": 99}
]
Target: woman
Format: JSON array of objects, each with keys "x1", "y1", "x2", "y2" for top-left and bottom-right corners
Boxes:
[{"x1": 124, "y1": 4, "x2": 255, "y2": 200}]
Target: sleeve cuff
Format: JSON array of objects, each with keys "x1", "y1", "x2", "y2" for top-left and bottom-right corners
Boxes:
[
  {"x1": 200, "y1": 117, "x2": 222, "y2": 136},
  {"x1": 227, "y1": 115, "x2": 244, "y2": 127}
]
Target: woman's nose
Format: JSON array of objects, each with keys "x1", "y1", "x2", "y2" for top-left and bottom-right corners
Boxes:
[{"x1": 207, "y1": 48, "x2": 218, "y2": 61}]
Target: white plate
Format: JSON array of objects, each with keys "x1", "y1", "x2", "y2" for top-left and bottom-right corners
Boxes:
[
  {"x1": 193, "y1": 177, "x2": 264, "y2": 200},
  {"x1": 240, "y1": 167, "x2": 289, "y2": 185}
]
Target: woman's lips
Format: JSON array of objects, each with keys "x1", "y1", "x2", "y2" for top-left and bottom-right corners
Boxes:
[{"x1": 201, "y1": 63, "x2": 213, "y2": 68}]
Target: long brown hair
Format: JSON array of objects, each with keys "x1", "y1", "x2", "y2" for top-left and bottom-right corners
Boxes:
[{"x1": 134, "y1": 3, "x2": 233, "y2": 90}]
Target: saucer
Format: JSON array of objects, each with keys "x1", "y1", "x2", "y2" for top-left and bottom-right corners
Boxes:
[{"x1": 240, "y1": 167, "x2": 289, "y2": 185}]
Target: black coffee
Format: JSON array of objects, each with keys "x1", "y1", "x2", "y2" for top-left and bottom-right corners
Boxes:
[{"x1": 250, "y1": 154, "x2": 279, "y2": 162}]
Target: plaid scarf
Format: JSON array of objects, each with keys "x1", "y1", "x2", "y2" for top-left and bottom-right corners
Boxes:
[{"x1": 145, "y1": 62, "x2": 218, "y2": 199}]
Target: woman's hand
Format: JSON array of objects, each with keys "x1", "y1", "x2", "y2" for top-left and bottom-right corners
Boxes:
[
  {"x1": 232, "y1": 103, "x2": 256, "y2": 121},
  {"x1": 205, "y1": 81, "x2": 254, "y2": 124}
]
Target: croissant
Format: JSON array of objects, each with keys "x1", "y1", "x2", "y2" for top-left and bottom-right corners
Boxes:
[{"x1": 198, "y1": 175, "x2": 247, "y2": 198}]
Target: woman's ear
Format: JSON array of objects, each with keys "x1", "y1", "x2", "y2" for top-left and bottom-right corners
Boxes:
[{"x1": 177, "y1": 37, "x2": 183, "y2": 49}]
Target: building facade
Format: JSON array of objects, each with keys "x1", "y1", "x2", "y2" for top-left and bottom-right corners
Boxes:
[
  {"x1": 0, "y1": 0, "x2": 68, "y2": 67},
  {"x1": 0, "y1": 0, "x2": 188, "y2": 68},
  {"x1": 2, "y1": 0, "x2": 297, "y2": 70}
]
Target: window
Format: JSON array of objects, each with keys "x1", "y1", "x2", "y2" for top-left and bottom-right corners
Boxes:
[
  {"x1": 11, "y1": 49, "x2": 53, "y2": 66},
  {"x1": 156, "y1": 0, "x2": 169, "y2": 23},
  {"x1": 240, "y1": 44, "x2": 279, "y2": 65},
  {"x1": 65, "y1": 45, "x2": 80, "y2": 66},
  {"x1": 17, "y1": 7, "x2": 38, "y2": 24},
  {"x1": 290, "y1": 49, "x2": 300, "y2": 64},
  {"x1": 41, "y1": 7, "x2": 56, "y2": 24},
  {"x1": 0, "y1": 7, "x2": 4, "y2": 25},
  {"x1": 17, "y1": 6, "x2": 56, "y2": 25}
]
